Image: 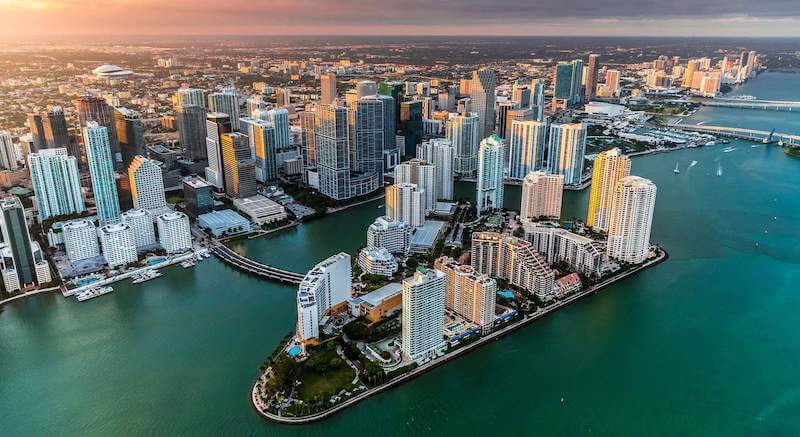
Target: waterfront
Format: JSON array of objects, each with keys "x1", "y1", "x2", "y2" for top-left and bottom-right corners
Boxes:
[{"x1": 2, "y1": 73, "x2": 800, "y2": 435}]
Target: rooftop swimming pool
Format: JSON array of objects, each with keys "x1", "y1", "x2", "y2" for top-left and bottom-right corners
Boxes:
[
  {"x1": 287, "y1": 346, "x2": 302, "y2": 357},
  {"x1": 146, "y1": 258, "x2": 166, "y2": 266},
  {"x1": 497, "y1": 290, "x2": 514, "y2": 299}
]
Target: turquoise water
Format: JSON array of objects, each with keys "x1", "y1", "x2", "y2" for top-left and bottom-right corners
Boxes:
[
  {"x1": 497, "y1": 290, "x2": 515, "y2": 299},
  {"x1": 287, "y1": 345, "x2": 301, "y2": 357},
  {"x1": 146, "y1": 257, "x2": 166, "y2": 266},
  {"x1": 1, "y1": 73, "x2": 800, "y2": 436}
]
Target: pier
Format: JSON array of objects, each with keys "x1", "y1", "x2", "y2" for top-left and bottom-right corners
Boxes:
[{"x1": 210, "y1": 243, "x2": 304, "y2": 284}]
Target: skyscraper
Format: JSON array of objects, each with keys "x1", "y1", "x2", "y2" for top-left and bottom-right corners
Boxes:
[
  {"x1": 503, "y1": 108, "x2": 533, "y2": 141},
  {"x1": 208, "y1": 88, "x2": 241, "y2": 131},
  {"x1": 394, "y1": 159, "x2": 436, "y2": 212},
  {"x1": 605, "y1": 69, "x2": 621, "y2": 96},
  {"x1": 0, "y1": 197, "x2": 51, "y2": 291},
  {"x1": 401, "y1": 267, "x2": 446, "y2": 363},
  {"x1": 587, "y1": 148, "x2": 631, "y2": 231},
  {"x1": 76, "y1": 96, "x2": 122, "y2": 169},
  {"x1": 41, "y1": 106, "x2": 70, "y2": 151},
  {"x1": 204, "y1": 112, "x2": 232, "y2": 188},
  {"x1": 114, "y1": 106, "x2": 145, "y2": 165},
  {"x1": 128, "y1": 155, "x2": 167, "y2": 211},
  {"x1": 385, "y1": 183, "x2": 425, "y2": 227},
  {"x1": 240, "y1": 117, "x2": 278, "y2": 182},
  {"x1": 156, "y1": 211, "x2": 192, "y2": 254},
  {"x1": 27, "y1": 148, "x2": 84, "y2": 220},
  {"x1": 316, "y1": 105, "x2": 351, "y2": 200},
  {"x1": 296, "y1": 253, "x2": 352, "y2": 343},
  {"x1": 220, "y1": 132, "x2": 257, "y2": 198},
  {"x1": 511, "y1": 83, "x2": 531, "y2": 109},
  {"x1": 349, "y1": 96, "x2": 384, "y2": 178},
  {"x1": 547, "y1": 123, "x2": 587, "y2": 186},
  {"x1": 175, "y1": 88, "x2": 206, "y2": 108},
  {"x1": 416, "y1": 138, "x2": 454, "y2": 200},
  {"x1": 476, "y1": 134, "x2": 505, "y2": 215},
  {"x1": 529, "y1": 79, "x2": 546, "y2": 122},
  {"x1": 553, "y1": 60, "x2": 583, "y2": 108},
  {"x1": 356, "y1": 80, "x2": 377, "y2": 99},
  {"x1": 320, "y1": 72, "x2": 337, "y2": 105},
  {"x1": 496, "y1": 102, "x2": 518, "y2": 140},
  {"x1": 520, "y1": 171, "x2": 563, "y2": 221},
  {"x1": 507, "y1": 119, "x2": 546, "y2": 180},
  {"x1": 471, "y1": 232, "x2": 555, "y2": 297},
  {"x1": 99, "y1": 223, "x2": 137, "y2": 268},
  {"x1": 434, "y1": 256, "x2": 497, "y2": 333},
  {"x1": 299, "y1": 110, "x2": 317, "y2": 170},
  {"x1": 585, "y1": 54, "x2": 599, "y2": 101},
  {"x1": 121, "y1": 209, "x2": 156, "y2": 249},
  {"x1": 446, "y1": 112, "x2": 480, "y2": 175},
  {"x1": 176, "y1": 105, "x2": 208, "y2": 162},
  {"x1": 83, "y1": 122, "x2": 121, "y2": 224},
  {"x1": 399, "y1": 101, "x2": 423, "y2": 157},
  {"x1": 682, "y1": 60, "x2": 699, "y2": 88},
  {"x1": 469, "y1": 69, "x2": 497, "y2": 139},
  {"x1": 0, "y1": 132, "x2": 18, "y2": 170},
  {"x1": 607, "y1": 176, "x2": 657, "y2": 264}
]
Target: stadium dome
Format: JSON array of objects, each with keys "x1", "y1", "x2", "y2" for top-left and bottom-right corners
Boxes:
[{"x1": 92, "y1": 64, "x2": 134, "y2": 78}]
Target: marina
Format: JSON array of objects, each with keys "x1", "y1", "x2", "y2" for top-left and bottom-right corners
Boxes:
[{"x1": 75, "y1": 286, "x2": 114, "y2": 302}]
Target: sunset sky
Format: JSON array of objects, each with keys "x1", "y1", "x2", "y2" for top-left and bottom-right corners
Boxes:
[{"x1": 1, "y1": 0, "x2": 799, "y2": 37}]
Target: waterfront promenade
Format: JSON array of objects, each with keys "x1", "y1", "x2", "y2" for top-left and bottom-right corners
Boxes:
[{"x1": 252, "y1": 247, "x2": 668, "y2": 424}]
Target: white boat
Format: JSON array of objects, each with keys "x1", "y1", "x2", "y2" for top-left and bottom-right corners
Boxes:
[
  {"x1": 131, "y1": 269, "x2": 163, "y2": 284},
  {"x1": 716, "y1": 163, "x2": 723, "y2": 177},
  {"x1": 181, "y1": 260, "x2": 196, "y2": 268},
  {"x1": 76, "y1": 286, "x2": 114, "y2": 302},
  {"x1": 673, "y1": 162, "x2": 680, "y2": 174},
  {"x1": 723, "y1": 147, "x2": 736, "y2": 153}
]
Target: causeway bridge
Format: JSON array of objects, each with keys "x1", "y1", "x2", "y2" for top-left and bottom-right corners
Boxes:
[
  {"x1": 700, "y1": 98, "x2": 800, "y2": 112},
  {"x1": 674, "y1": 124, "x2": 800, "y2": 146},
  {"x1": 210, "y1": 242, "x2": 304, "y2": 284}
]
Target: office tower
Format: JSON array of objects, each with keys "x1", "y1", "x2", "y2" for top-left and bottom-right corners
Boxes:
[
  {"x1": 366, "y1": 216, "x2": 413, "y2": 256},
  {"x1": 438, "y1": 90, "x2": 455, "y2": 112},
  {"x1": 682, "y1": 60, "x2": 699, "y2": 88},
  {"x1": 83, "y1": 122, "x2": 121, "y2": 224},
  {"x1": 530, "y1": 79, "x2": 546, "y2": 122},
  {"x1": 496, "y1": 102, "x2": 518, "y2": 140},
  {"x1": 63, "y1": 219, "x2": 100, "y2": 262},
  {"x1": 378, "y1": 81, "x2": 404, "y2": 133},
  {"x1": 401, "y1": 267, "x2": 446, "y2": 363},
  {"x1": 547, "y1": 123, "x2": 587, "y2": 186},
  {"x1": 76, "y1": 96, "x2": 122, "y2": 169},
  {"x1": 183, "y1": 175, "x2": 214, "y2": 217},
  {"x1": 607, "y1": 176, "x2": 657, "y2": 264},
  {"x1": 275, "y1": 88, "x2": 291, "y2": 108},
  {"x1": 299, "y1": 110, "x2": 317, "y2": 169},
  {"x1": 446, "y1": 112, "x2": 480, "y2": 175},
  {"x1": 208, "y1": 88, "x2": 240, "y2": 131},
  {"x1": 114, "y1": 107, "x2": 145, "y2": 165},
  {"x1": 27, "y1": 112, "x2": 46, "y2": 150},
  {"x1": 476, "y1": 134, "x2": 505, "y2": 215},
  {"x1": 504, "y1": 108, "x2": 534, "y2": 142},
  {"x1": 587, "y1": 148, "x2": 631, "y2": 231},
  {"x1": 394, "y1": 159, "x2": 436, "y2": 212},
  {"x1": 470, "y1": 232, "x2": 554, "y2": 297},
  {"x1": 512, "y1": 83, "x2": 531, "y2": 109},
  {"x1": 156, "y1": 211, "x2": 192, "y2": 254},
  {"x1": 553, "y1": 60, "x2": 583, "y2": 107},
  {"x1": 121, "y1": 209, "x2": 156, "y2": 249},
  {"x1": 416, "y1": 138, "x2": 454, "y2": 200},
  {"x1": 349, "y1": 96, "x2": 385, "y2": 178},
  {"x1": 240, "y1": 117, "x2": 278, "y2": 182},
  {"x1": 356, "y1": 80, "x2": 377, "y2": 99},
  {"x1": 508, "y1": 119, "x2": 546, "y2": 179},
  {"x1": 399, "y1": 101, "x2": 423, "y2": 157},
  {"x1": 605, "y1": 69, "x2": 621, "y2": 95},
  {"x1": 296, "y1": 253, "x2": 352, "y2": 343},
  {"x1": 376, "y1": 94, "x2": 396, "y2": 150},
  {"x1": 520, "y1": 171, "x2": 563, "y2": 221},
  {"x1": 469, "y1": 69, "x2": 497, "y2": 138},
  {"x1": 585, "y1": 54, "x2": 599, "y2": 101},
  {"x1": 128, "y1": 155, "x2": 167, "y2": 211},
  {"x1": 268, "y1": 108, "x2": 292, "y2": 151},
  {"x1": 0, "y1": 197, "x2": 51, "y2": 290},
  {"x1": 0, "y1": 132, "x2": 18, "y2": 170},
  {"x1": 523, "y1": 222, "x2": 603, "y2": 278},
  {"x1": 316, "y1": 105, "x2": 351, "y2": 200},
  {"x1": 205, "y1": 112, "x2": 232, "y2": 188},
  {"x1": 175, "y1": 88, "x2": 206, "y2": 108},
  {"x1": 434, "y1": 256, "x2": 497, "y2": 333},
  {"x1": 38, "y1": 106, "x2": 70, "y2": 152},
  {"x1": 99, "y1": 223, "x2": 137, "y2": 268},
  {"x1": 176, "y1": 105, "x2": 208, "y2": 162},
  {"x1": 27, "y1": 148, "x2": 84, "y2": 220},
  {"x1": 320, "y1": 72, "x2": 337, "y2": 105},
  {"x1": 385, "y1": 183, "x2": 425, "y2": 227},
  {"x1": 220, "y1": 132, "x2": 257, "y2": 198}
]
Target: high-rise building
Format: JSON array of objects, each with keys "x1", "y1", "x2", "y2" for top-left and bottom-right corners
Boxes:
[
  {"x1": 114, "y1": 107, "x2": 145, "y2": 165},
  {"x1": 471, "y1": 232, "x2": 554, "y2": 297},
  {"x1": 27, "y1": 148, "x2": 84, "y2": 220},
  {"x1": 520, "y1": 171, "x2": 563, "y2": 221},
  {"x1": 607, "y1": 176, "x2": 657, "y2": 264},
  {"x1": 27, "y1": 112, "x2": 46, "y2": 151},
  {"x1": 523, "y1": 222, "x2": 604, "y2": 278},
  {"x1": 320, "y1": 72, "x2": 337, "y2": 105},
  {"x1": 385, "y1": 183, "x2": 425, "y2": 227},
  {"x1": 682, "y1": 60, "x2": 699, "y2": 88},
  {"x1": 0, "y1": 197, "x2": 51, "y2": 291},
  {"x1": 435, "y1": 257, "x2": 496, "y2": 333},
  {"x1": 204, "y1": 112, "x2": 232, "y2": 188},
  {"x1": 416, "y1": 138, "x2": 454, "y2": 200},
  {"x1": 34, "y1": 106, "x2": 71, "y2": 152},
  {"x1": 512, "y1": 83, "x2": 531, "y2": 109},
  {"x1": 175, "y1": 105, "x2": 208, "y2": 162},
  {"x1": 476, "y1": 134, "x2": 505, "y2": 215},
  {"x1": 356, "y1": 80, "x2": 377, "y2": 99},
  {"x1": 399, "y1": 101, "x2": 423, "y2": 157},
  {"x1": 121, "y1": 209, "x2": 156, "y2": 249},
  {"x1": 394, "y1": 159, "x2": 436, "y2": 212},
  {"x1": 507, "y1": 119, "x2": 546, "y2": 180},
  {"x1": 208, "y1": 88, "x2": 241, "y2": 131},
  {"x1": 605, "y1": 69, "x2": 621, "y2": 95},
  {"x1": 0, "y1": 132, "x2": 18, "y2": 170},
  {"x1": 366, "y1": 216, "x2": 413, "y2": 256},
  {"x1": 503, "y1": 108, "x2": 533, "y2": 141},
  {"x1": 99, "y1": 223, "x2": 137, "y2": 268},
  {"x1": 175, "y1": 88, "x2": 206, "y2": 108},
  {"x1": 496, "y1": 102, "x2": 518, "y2": 140},
  {"x1": 316, "y1": 105, "x2": 351, "y2": 200},
  {"x1": 220, "y1": 132, "x2": 257, "y2": 198},
  {"x1": 296, "y1": 253, "x2": 352, "y2": 343},
  {"x1": 128, "y1": 155, "x2": 167, "y2": 211},
  {"x1": 183, "y1": 175, "x2": 214, "y2": 217},
  {"x1": 76, "y1": 96, "x2": 122, "y2": 169},
  {"x1": 83, "y1": 122, "x2": 121, "y2": 224},
  {"x1": 547, "y1": 123, "x2": 587, "y2": 186},
  {"x1": 375, "y1": 94, "x2": 396, "y2": 150},
  {"x1": 446, "y1": 112, "x2": 480, "y2": 175},
  {"x1": 529, "y1": 79, "x2": 546, "y2": 122},
  {"x1": 63, "y1": 219, "x2": 100, "y2": 262},
  {"x1": 587, "y1": 148, "x2": 631, "y2": 231},
  {"x1": 401, "y1": 267, "x2": 446, "y2": 363},
  {"x1": 240, "y1": 117, "x2": 278, "y2": 182},
  {"x1": 585, "y1": 54, "x2": 599, "y2": 101},
  {"x1": 299, "y1": 110, "x2": 317, "y2": 169},
  {"x1": 349, "y1": 96, "x2": 384, "y2": 178},
  {"x1": 469, "y1": 69, "x2": 497, "y2": 139},
  {"x1": 553, "y1": 60, "x2": 584, "y2": 107},
  {"x1": 156, "y1": 211, "x2": 192, "y2": 254}
]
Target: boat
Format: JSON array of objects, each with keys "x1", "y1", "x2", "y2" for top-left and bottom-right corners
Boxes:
[
  {"x1": 716, "y1": 163, "x2": 723, "y2": 177},
  {"x1": 131, "y1": 269, "x2": 163, "y2": 284},
  {"x1": 723, "y1": 146, "x2": 736, "y2": 153},
  {"x1": 76, "y1": 286, "x2": 114, "y2": 302},
  {"x1": 377, "y1": 204, "x2": 384, "y2": 209},
  {"x1": 778, "y1": 140, "x2": 785, "y2": 147},
  {"x1": 181, "y1": 260, "x2": 196, "y2": 268},
  {"x1": 673, "y1": 162, "x2": 680, "y2": 174}
]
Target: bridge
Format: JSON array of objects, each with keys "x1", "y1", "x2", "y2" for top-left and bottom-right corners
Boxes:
[
  {"x1": 673, "y1": 124, "x2": 800, "y2": 146},
  {"x1": 210, "y1": 243, "x2": 304, "y2": 285},
  {"x1": 699, "y1": 98, "x2": 800, "y2": 112}
]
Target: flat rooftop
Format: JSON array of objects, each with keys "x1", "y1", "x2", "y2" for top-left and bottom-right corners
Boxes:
[{"x1": 411, "y1": 220, "x2": 447, "y2": 250}]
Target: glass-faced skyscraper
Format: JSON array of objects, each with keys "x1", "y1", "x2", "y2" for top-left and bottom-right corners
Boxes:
[
  {"x1": 446, "y1": 112, "x2": 480, "y2": 176},
  {"x1": 83, "y1": 122, "x2": 121, "y2": 224},
  {"x1": 476, "y1": 134, "x2": 505, "y2": 215},
  {"x1": 547, "y1": 123, "x2": 587, "y2": 186},
  {"x1": 208, "y1": 88, "x2": 241, "y2": 131},
  {"x1": 316, "y1": 105, "x2": 351, "y2": 200},
  {"x1": 469, "y1": 69, "x2": 497, "y2": 139},
  {"x1": 0, "y1": 197, "x2": 51, "y2": 290},
  {"x1": 27, "y1": 148, "x2": 85, "y2": 220},
  {"x1": 76, "y1": 96, "x2": 122, "y2": 169}
]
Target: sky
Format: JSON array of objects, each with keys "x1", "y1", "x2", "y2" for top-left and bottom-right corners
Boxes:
[{"x1": 1, "y1": 0, "x2": 800, "y2": 37}]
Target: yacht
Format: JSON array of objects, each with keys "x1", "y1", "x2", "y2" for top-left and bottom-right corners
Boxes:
[
  {"x1": 76, "y1": 286, "x2": 114, "y2": 302},
  {"x1": 131, "y1": 269, "x2": 163, "y2": 284},
  {"x1": 181, "y1": 259, "x2": 197, "y2": 268},
  {"x1": 716, "y1": 163, "x2": 723, "y2": 177},
  {"x1": 673, "y1": 162, "x2": 680, "y2": 174}
]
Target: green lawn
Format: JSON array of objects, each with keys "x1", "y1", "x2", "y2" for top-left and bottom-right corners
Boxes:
[{"x1": 296, "y1": 348, "x2": 355, "y2": 403}]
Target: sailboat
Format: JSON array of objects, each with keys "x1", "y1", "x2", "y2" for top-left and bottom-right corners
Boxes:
[{"x1": 673, "y1": 162, "x2": 680, "y2": 174}]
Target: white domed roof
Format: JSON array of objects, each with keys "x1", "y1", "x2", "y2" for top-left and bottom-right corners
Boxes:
[{"x1": 93, "y1": 64, "x2": 123, "y2": 74}]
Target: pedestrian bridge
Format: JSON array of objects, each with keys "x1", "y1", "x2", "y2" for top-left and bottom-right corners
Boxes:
[
  {"x1": 674, "y1": 124, "x2": 800, "y2": 146},
  {"x1": 210, "y1": 243, "x2": 304, "y2": 285}
]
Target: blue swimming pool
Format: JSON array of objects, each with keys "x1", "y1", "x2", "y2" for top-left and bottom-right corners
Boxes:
[
  {"x1": 76, "y1": 277, "x2": 99, "y2": 286},
  {"x1": 146, "y1": 258, "x2": 166, "y2": 266},
  {"x1": 287, "y1": 346, "x2": 302, "y2": 357},
  {"x1": 497, "y1": 290, "x2": 514, "y2": 299},
  {"x1": 447, "y1": 323, "x2": 463, "y2": 332}
]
